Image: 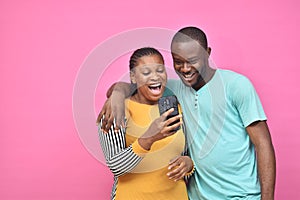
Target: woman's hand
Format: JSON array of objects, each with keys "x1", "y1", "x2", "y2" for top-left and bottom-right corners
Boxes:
[
  {"x1": 167, "y1": 156, "x2": 194, "y2": 181},
  {"x1": 138, "y1": 108, "x2": 182, "y2": 150}
]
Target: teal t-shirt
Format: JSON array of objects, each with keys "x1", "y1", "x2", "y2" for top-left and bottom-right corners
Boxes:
[{"x1": 167, "y1": 69, "x2": 266, "y2": 200}]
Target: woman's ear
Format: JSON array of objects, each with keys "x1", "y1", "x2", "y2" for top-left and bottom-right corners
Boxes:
[{"x1": 130, "y1": 71, "x2": 136, "y2": 84}]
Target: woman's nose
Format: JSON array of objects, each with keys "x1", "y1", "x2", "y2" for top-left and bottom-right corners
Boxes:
[{"x1": 150, "y1": 72, "x2": 160, "y2": 80}]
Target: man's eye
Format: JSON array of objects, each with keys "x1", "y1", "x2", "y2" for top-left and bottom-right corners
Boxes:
[
  {"x1": 174, "y1": 60, "x2": 183, "y2": 65},
  {"x1": 188, "y1": 58, "x2": 200, "y2": 64}
]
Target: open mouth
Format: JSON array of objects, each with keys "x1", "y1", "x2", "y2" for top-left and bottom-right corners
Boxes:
[
  {"x1": 148, "y1": 83, "x2": 162, "y2": 95},
  {"x1": 181, "y1": 72, "x2": 196, "y2": 81}
]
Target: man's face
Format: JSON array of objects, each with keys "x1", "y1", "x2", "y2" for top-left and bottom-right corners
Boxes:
[{"x1": 171, "y1": 40, "x2": 210, "y2": 90}]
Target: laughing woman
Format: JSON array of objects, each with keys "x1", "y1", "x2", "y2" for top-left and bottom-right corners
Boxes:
[{"x1": 98, "y1": 47, "x2": 194, "y2": 200}]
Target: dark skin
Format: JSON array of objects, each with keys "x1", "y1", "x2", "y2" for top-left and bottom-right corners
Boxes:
[
  {"x1": 98, "y1": 54, "x2": 194, "y2": 181},
  {"x1": 137, "y1": 108, "x2": 182, "y2": 150},
  {"x1": 97, "y1": 89, "x2": 194, "y2": 181},
  {"x1": 97, "y1": 39, "x2": 276, "y2": 199},
  {"x1": 171, "y1": 40, "x2": 276, "y2": 200},
  {"x1": 97, "y1": 85, "x2": 276, "y2": 199},
  {"x1": 246, "y1": 121, "x2": 276, "y2": 200},
  {"x1": 97, "y1": 83, "x2": 128, "y2": 132}
]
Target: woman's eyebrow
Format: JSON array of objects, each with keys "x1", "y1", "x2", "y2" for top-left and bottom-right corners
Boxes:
[{"x1": 140, "y1": 64, "x2": 164, "y2": 68}]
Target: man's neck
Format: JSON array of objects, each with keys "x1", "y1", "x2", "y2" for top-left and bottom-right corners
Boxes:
[{"x1": 192, "y1": 67, "x2": 216, "y2": 91}]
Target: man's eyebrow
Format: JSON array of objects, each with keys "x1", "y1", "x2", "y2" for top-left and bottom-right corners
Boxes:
[
  {"x1": 187, "y1": 56, "x2": 200, "y2": 61},
  {"x1": 172, "y1": 54, "x2": 185, "y2": 60},
  {"x1": 173, "y1": 55, "x2": 199, "y2": 62}
]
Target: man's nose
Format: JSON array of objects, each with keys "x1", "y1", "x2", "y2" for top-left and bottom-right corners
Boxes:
[{"x1": 181, "y1": 62, "x2": 191, "y2": 73}]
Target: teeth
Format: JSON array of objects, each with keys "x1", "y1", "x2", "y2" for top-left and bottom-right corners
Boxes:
[
  {"x1": 184, "y1": 74, "x2": 193, "y2": 78},
  {"x1": 149, "y1": 83, "x2": 161, "y2": 87}
]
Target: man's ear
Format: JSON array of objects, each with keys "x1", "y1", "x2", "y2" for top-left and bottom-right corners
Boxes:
[
  {"x1": 207, "y1": 47, "x2": 211, "y2": 56},
  {"x1": 130, "y1": 71, "x2": 136, "y2": 84}
]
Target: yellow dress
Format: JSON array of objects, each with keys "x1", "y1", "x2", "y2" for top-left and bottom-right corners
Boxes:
[{"x1": 114, "y1": 99, "x2": 188, "y2": 200}]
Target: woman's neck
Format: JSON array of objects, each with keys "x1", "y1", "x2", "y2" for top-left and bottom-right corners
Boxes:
[{"x1": 130, "y1": 93, "x2": 158, "y2": 105}]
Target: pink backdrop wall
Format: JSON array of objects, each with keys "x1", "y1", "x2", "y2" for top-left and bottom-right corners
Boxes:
[{"x1": 1, "y1": 0, "x2": 299, "y2": 199}]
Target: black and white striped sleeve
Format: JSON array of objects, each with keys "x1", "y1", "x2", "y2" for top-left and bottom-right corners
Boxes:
[{"x1": 98, "y1": 119, "x2": 143, "y2": 177}]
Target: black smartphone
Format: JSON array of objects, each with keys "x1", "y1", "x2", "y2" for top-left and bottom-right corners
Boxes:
[{"x1": 158, "y1": 95, "x2": 180, "y2": 131}]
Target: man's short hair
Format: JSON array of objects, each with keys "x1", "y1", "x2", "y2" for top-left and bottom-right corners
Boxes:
[{"x1": 172, "y1": 26, "x2": 208, "y2": 50}]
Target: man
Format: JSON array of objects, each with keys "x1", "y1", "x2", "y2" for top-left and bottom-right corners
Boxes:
[{"x1": 98, "y1": 26, "x2": 276, "y2": 200}]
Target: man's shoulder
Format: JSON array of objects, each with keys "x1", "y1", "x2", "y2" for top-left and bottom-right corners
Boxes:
[
  {"x1": 217, "y1": 69, "x2": 250, "y2": 86},
  {"x1": 218, "y1": 69, "x2": 245, "y2": 79}
]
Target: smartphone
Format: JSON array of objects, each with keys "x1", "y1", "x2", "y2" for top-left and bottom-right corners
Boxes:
[{"x1": 158, "y1": 95, "x2": 180, "y2": 131}]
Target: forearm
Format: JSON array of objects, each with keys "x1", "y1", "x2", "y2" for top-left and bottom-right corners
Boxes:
[
  {"x1": 98, "y1": 121, "x2": 143, "y2": 177},
  {"x1": 105, "y1": 144, "x2": 143, "y2": 177},
  {"x1": 257, "y1": 142, "x2": 276, "y2": 200},
  {"x1": 138, "y1": 137, "x2": 155, "y2": 151},
  {"x1": 107, "y1": 82, "x2": 131, "y2": 98},
  {"x1": 137, "y1": 110, "x2": 182, "y2": 150},
  {"x1": 246, "y1": 121, "x2": 276, "y2": 200},
  {"x1": 137, "y1": 126, "x2": 163, "y2": 151}
]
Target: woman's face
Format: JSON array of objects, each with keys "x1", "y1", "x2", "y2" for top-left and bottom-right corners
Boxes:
[{"x1": 131, "y1": 54, "x2": 167, "y2": 104}]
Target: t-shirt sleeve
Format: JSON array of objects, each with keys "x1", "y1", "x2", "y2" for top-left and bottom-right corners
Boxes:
[{"x1": 230, "y1": 75, "x2": 267, "y2": 127}]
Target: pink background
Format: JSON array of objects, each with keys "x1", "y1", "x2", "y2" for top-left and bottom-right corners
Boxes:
[{"x1": 1, "y1": 0, "x2": 299, "y2": 199}]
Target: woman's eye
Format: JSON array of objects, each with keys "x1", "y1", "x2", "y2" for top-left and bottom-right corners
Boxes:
[
  {"x1": 142, "y1": 71, "x2": 150, "y2": 75},
  {"x1": 157, "y1": 68, "x2": 165, "y2": 73}
]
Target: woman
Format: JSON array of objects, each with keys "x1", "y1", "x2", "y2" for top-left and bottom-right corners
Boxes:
[{"x1": 98, "y1": 47, "x2": 194, "y2": 200}]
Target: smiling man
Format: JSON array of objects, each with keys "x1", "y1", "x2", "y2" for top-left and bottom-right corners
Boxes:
[
  {"x1": 98, "y1": 26, "x2": 276, "y2": 200},
  {"x1": 166, "y1": 27, "x2": 276, "y2": 200}
]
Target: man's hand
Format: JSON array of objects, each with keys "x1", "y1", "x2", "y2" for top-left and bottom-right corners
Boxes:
[
  {"x1": 96, "y1": 91, "x2": 126, "y2": 133},
  {"x1": 96, "y1": 82, "x2": 131, "y2": 132},
  {"x1": 167, "y1": 156, "x2": 194, "y2": 181}
]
